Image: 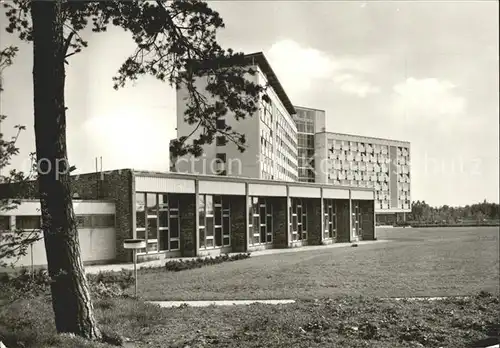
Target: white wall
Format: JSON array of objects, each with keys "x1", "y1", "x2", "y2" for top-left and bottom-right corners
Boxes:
[
  {"x1": 0, "y1": 200, "x2": 116, "y2": 267},
  {"x1": 2, "y1": 228, "x2": 116, "y2": 267},
  {"x1": 314, "y1": 132, "x2": 328, "y2": 184},
  {"x1": 175, "y1": 70, "x2": 261, "y2": 178}
]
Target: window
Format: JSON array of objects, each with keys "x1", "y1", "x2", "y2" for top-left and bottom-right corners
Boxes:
[
  {"x1": 0, "y1": 216, "x2": 11, "y2": 231},
  {"x1": 199, "y1": 195, "x2": 231, "y2": 249},
  {"x1": 216, "y1": 153, "x2": 226, "y2": 163},
  {"x1": 16, "y1": 215, "x2": 41, "y2": 230},
  {"x1": 91, "y1": 214, "x2": 115, "y2": 228},
  {"x1": 216, "y1": 136, "x2": 227, "y2": 146},
  {"x1": 216, "y1": 119, "x2": 226, "y2": 130}
]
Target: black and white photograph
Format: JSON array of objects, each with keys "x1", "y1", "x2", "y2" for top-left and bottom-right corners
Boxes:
[{"x1": 0, "y1": 0, "x2": 498, "y2": 347}]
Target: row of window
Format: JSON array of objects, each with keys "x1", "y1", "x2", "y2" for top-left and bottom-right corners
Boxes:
[
  {"x1": 295, "y1": 119, "x2": 315, "y2": 134},
  {"x1": 298, "y1": 133, "x2": 315, "y2": 149},
  {"x1": 199, "y1": 194, "x2": 231, "y2": 249},
  {"x1": 290, "y1": 198, "x2": 308, "y2": 242},
  {"x1": 294, "y1": 109, "x2": 316, "y2": 134},
  {"x1": 135, "y1": 193, "x2": 180, "y2": 253},
  {"x1": 324, "y1": 199, "x2": 337, "y2": 240},
  {"x1": 0, "y1": 214, "x2": 115, "y2": 231},
  {"x1": 248, "y1": 197, "x2": 273, "y2": 245},
  {"x1": 328, "y1": 140, "x2": 410, "y2": 156}
]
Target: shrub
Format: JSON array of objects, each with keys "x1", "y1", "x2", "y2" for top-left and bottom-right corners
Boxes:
[
  {"x1": 165, "y1": 253, "x2": 251, "y2": 272},
  {"x1": 87, "y1": 269, "x2": 134, "y2": 290}
]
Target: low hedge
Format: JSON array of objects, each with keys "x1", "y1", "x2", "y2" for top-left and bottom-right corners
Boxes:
[
  {"x1": 164, "y1": 253, "x2": 251, "y2": 272},
  {"x1": 1, "y1": 253, "x2": 252, "y2": 301}
]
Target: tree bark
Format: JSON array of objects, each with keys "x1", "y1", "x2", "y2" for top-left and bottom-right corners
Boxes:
[{"x1": 31, "y1": 0, "x2": 101, "y2": 340}]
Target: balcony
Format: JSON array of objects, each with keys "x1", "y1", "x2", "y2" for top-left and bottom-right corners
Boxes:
[
  {"x1": 381, "y1": 147, "x2": 388, "y2": 155},
  {"x1": 358, "y1": 144, "x2": 365, "y2": 152},
  {"x1": 366, "y1": 145, "x2": 373, "y2": 153}
]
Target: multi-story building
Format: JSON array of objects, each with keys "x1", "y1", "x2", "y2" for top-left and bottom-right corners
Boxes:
[
  {"x1": 171, "y1": 53, "x2": 411, "y2": 222},
  {"x1": 315, "y1": 132, "x2": 411, "y2": 215},
  {"x1": 173, "y1": 52, "x2": 298, "y2": 182},
  {"x1": 293, "y1": 106, "x2": 326, "y2": 182}
]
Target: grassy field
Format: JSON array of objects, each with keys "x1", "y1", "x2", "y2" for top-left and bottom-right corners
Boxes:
[
  {"x1": 134, "y1": 227, "x2": 499, "y2": 301},
  {"x1": 1, "y1": 227, "x2": 498, "y2": 347},
  {"x1": 1, "y1": 293, "x2": 498, "y2": 348}
]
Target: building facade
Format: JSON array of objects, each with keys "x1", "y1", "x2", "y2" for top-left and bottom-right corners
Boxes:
[
  {"x1": 174, "y1": 52, "x2": 298, "y2": 182},
  {"x1": 1, "y1": 169, "x2": 377, "y2": 266},
  {"x1": 0, "y1": 200, "x2": 116, "y2": 268},
  {"x1": 293, "y1": 106, "x2": 326, "y2": 182},
  {"x1": 314, "y1": 132, "x2": 411, "y2": 214}
]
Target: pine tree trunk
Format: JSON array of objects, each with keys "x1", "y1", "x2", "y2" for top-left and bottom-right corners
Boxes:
[{"x1": 31, "y1": 0, "x2": 101, "y2": 340}]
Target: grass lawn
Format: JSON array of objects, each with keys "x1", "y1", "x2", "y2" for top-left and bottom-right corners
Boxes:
[
  {"x1": 1, "y1": 293, "x2": 498, "y2": 348},
  {"x1": 134, "y1": 227, "x2": 499, "y2": 301}
]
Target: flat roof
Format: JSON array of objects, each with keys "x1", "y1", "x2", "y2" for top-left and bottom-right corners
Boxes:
[
  {"x1": 316, "y1": 131, "x2": 410, "y2": 147},
  {"x1": 244, "y1": 52, "x2": 296, "y2": 116},
  {"x1": 132, "y1": 169, "x2": 374, "y2": 192},
  {"x1": 294, "y1": 105, "x2": 326, "y2": 112}
]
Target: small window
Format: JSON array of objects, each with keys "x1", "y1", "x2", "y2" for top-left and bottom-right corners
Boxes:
[
  {"x1": 216, "y1": 153, "x2": 227, "y2": 163},
  {"x1": 216, "y1": 119, "x2": 226, "y2": 130},
  {"x1": 16, "y1": 215, "x2": 41, "y2": 230},
  {"x1": 0, "y1": 216, "x2": 11, "y2": 231},
  {"x1": 92, "y1": 214, "x2": 115, "y2": 228},
  {"x1": 216, "y1": 136, "x2": 227, "y2": 146}
]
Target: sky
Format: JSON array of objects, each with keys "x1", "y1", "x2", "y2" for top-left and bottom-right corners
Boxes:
[{"x1": 0, "y1": 1, "x2": 498, "y2": 207}]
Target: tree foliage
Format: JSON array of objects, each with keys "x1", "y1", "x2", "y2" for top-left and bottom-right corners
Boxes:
[
  {"x1": 409, "y1": 200, "x2": 499, "y2": 224},
  {"x1": 4, "y1": 0, "x2": 266, "y2": 157},
  {"x1": 0, "y1": 46, "x2": 40, "y2": 267}
]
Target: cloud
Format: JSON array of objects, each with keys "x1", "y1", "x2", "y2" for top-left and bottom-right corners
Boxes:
[
  {"x1": 392, "y1": 77, "x2": 467, "y2": 128},
  {"x1": 333, "y1": 74, "x2": 380, "y2": 97},
  {"x1": 83, "y1": 108, "x2": 172, "y2": 171},
  {"x1": 267, "y1": 39, "x2": 379, "y2": 98}
]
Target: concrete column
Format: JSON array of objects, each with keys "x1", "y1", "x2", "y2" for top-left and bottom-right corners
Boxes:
[
  {"x1": 320, "y1": 188, "x2": 324, "y2": 243},
  {"x1": 349, "y1": 190, "x2": 353, "y2": 242},
  {"x1": 307, "y1": 198, "x2": 322, "y2": 245},
  {"x1": 244, "y1": 183, "x2": 249, "y2": 251},
  {"x1": 179, "y1": 193, "x2": 196, "y2": 257},
  {"x1": 194, "y1": 179, "x2": 200, "y2": 256},
  {"x1": 286, "y1": 186, "x2": 291, "y2": 247},
  {"x1": 230, "y1": 195, "x2": 247, "y2": 252}
]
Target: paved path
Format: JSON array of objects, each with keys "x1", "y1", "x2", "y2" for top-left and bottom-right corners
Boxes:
[
  {"x1": 148, "y1": 299, "x2": 296, "y2": 308},
  {"x1": 85, "y1": 239, "x2": 389, "y2": 274}
]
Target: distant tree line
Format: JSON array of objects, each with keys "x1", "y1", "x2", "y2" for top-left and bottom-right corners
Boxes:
[{"x1": 406, "y1": 200, "x2": 499, "y2": 225}]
